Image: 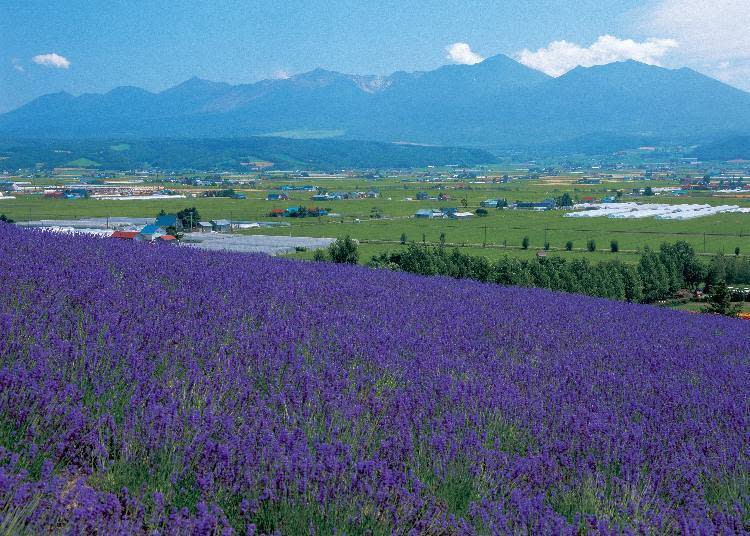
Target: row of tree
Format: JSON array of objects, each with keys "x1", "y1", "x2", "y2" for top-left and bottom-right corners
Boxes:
[{"x1": 367, "y1": 241, "x2": 710, "y2": 305}]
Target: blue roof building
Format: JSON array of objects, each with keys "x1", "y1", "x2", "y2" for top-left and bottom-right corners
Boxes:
[
  {"x1": 155, "y1": 214, "x2": 182, "y2": 229},
  {"x1": 137, "y1": 224, "x2": 167, "y2": 241}
]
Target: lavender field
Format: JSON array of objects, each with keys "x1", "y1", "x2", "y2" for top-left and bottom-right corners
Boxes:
[{"x1": 0, "y1": 225, "x2": 748, "y2": 534}]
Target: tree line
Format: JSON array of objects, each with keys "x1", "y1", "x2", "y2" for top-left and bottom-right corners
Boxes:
[{"x1": 364, "y1": 240, "x2": 715, "y2": 305}]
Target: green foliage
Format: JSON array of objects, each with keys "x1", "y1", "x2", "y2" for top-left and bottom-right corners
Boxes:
[
  {"x1": 176, "y1": 207, "x2": 200, "y2": 229},
  {"x1": 328, "y1": 236, "x2": 359, "y2": 264},
  {"x1": 556, "y1": 192, "x2": 573, "y2": 207},
  {"x1": 0, "y1": 214, "x2": 14, "y2": 224},
  {"x1": 399, "y1": 232, "x2": 407, "y2": 245},
  {"x1": 610, "y1": 240, "x2": 619, "y2": 253},
  {"x1": 587, "y1": 239, "x2": 596, "y2": 252},
  {"x1": 371, "y1": 245, "x2": 643, "y2": 302},
  {"x1": 638, "y1": 250, "x2": 671, "y2": 302},
  {"x1": 369, "y1": 244, "x2": 493, "y2": 282},
  {"x1": 565, "y1": 240, "x2": 573, "y2": 251},
  {"x1": 521, "y1": 236, "x2": 530, "y2": 250},
  {"x1": 735, "y1": 247, "x2": 740, "y2": 256},
  {"x1": 707, "y1": 252, "x2": 750, "y2": 286},
  {"x1": 643, "y1": 186, "x2": 654, "y2": 196},
  {"x1": 312, "y1": 249, "x2": 328, "y2": 262},
  {"x1": 202, "y1": 188, "x2": 236, "y2": 198},
  {"x1": 475, "y1": 208, "x2": 488, "y2": 216},
  {"x1": 702, "y1": 281, "x2": 742, "y2": 317}
]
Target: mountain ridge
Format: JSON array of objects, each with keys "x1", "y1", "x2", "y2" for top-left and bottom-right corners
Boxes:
[{"x1": 2, "y1": 56, "x2": 750, "y2": 149}]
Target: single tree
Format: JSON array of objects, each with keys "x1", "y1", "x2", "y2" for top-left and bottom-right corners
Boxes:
[
  {"x1": 565, "y1": 240, "x2": 573, "y2": 251},
  {"x1": 610, "y1": 240, "x2": 619, "y2": 253},
  {"x1": 328, "y1": 236, "x2": 359, "y2": 264},
  {"x1": 521, "y1": 236, "x2": 530, "y2": 250},
  {"x1": 400, "y1": 232, "x2": 407, "y2": 245},
  {"x1": 702, "y1": 281, "x2": 742, "y2": 317},
  {"x1": 587, "y1": 239, "x2": 596, "y2": 252}
]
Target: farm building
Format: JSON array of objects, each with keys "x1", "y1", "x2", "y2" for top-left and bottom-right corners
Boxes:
[
  {"x1": 416, "y1": 192, "x2": 429, "y2": 200},
  {"x1": 111, "y1": 230, "x2": 139, "y2": 240},
  {"x1": 155, "y1": 214, "x2": 183, "y2": 230},
  {"x1": 137, "y1": 225, "x2": 167, "y2": 241},
  {"x1": 266, "y1": 193, "x2": 289, "y2": 201},
  {"x1": 480, "y1": 199, "x2": 500, "y2": 208},
  {"x1": 515, "y1": 199, "x2": 555, "y2": 210},
  {"x1": 450, "y1": 211, "x2": 474, "y2": 220},
  {"x1": 197, "y1": 221, "x2": 213, "y2": 232},
  {"x1": 415, "y1": 209, "x2": 445, "y2": 219},
  {"x1": 210, "y1": 219, "x2": 232, "y2": 232}
]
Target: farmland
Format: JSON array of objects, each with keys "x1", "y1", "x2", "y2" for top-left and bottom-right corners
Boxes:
[
  {"x1": 4, "y1": 171, "x2": 750, "y2": 264},
  {"x1": 0, "y1": 225, "x2": 748, "y2": 533}
]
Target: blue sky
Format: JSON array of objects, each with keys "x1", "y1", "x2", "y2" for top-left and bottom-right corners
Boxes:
[{"x1": 2, "y1": 0, "x2": 749, "y2": 112}]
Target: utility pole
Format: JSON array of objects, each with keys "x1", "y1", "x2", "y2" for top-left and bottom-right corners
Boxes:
[
  {"x1": 544, "y1": 225, "x2": 548, "y2": 246},
  {"x1": 704, "y1": 233, "x2": 706, "y2": 253},
  {"x1": 483, "y1": 225, "x2": 487, "y2": 247}
]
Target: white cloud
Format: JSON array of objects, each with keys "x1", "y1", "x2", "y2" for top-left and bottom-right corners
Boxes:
[
  {"x1": 515, "y1": 35, "x2": 678, "y2": 77},
  {"x1": 12, "y1": 59, "x2": 24, "y2": 72},
  {"x1": 640, "y1": 0, "x2": 750, "y2": 90},
  {"x1": 445, "y1": 43, "x2": 484, "y2": 65},
  {"x1": 272, "y1": 70, "x2": 291, "y2": 80},
  {"x1": 644, "y1": 0, "x2": 749, "y2": 60},
  {"x1": 32, "y1": 53, "x2": 71, "y2": 69}
]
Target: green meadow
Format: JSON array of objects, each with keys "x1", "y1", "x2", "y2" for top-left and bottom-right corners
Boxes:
[{"x1": 4, "y1": 173, "x2": 750, "y2": 263}]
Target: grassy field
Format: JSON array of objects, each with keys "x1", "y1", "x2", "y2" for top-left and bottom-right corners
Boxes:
[
  {"x1": 670, "y1": 301, "x2": 750, "y2": 314},
  {"x1": 4, "y1": 174, "x2": 750, "y2": 263}
]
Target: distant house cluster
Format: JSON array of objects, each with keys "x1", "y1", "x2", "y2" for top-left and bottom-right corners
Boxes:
[
  {"x1": 414, "y1": 208, "x2": 474, "y2": 220},
  {"x1": 267, "y1": 189, "x2": 379, "y2": 202}
]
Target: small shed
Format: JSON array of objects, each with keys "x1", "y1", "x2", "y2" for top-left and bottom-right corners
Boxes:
[
  {"x1": 197, "y1": 221, "x2": 213, "y2": 232},
  {"x1": 211, "y1": 219, "x2": 231, "y2": 232}
]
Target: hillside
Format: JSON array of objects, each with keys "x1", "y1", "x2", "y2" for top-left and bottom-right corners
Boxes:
[
  {"x1": 3, "y1": 58, "x2": 750, "y2": 149},
  {"x1": 0, "y1": 224, "x2": 747, "y2": 533},
  {"x1": 693, "y1": 135, "x2": 750, "y2": 161},
  {"x1": 0, "y1": 137, "x2": 497, "y2": 171}
]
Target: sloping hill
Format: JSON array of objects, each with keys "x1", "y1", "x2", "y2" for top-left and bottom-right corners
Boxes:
[
  {"x1": 0, "y1": 224, "x2": 747, "y2": 532},
  {"x1": 0, "y1": 137, "x2": 497, "y2": 171}
]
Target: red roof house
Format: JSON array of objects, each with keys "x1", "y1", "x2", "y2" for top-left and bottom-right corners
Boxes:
[{"x1": 111, "y1": 231, "x2": 139, "y2": 240}]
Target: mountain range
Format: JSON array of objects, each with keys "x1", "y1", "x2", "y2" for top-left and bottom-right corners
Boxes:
[{"x1": 3, "y1": 55, "x2": 750, "y2": 150}]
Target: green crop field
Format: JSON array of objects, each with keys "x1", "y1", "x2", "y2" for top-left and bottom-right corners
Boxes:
[{"x1": 4, "y1": 172, "x2": 750, "y2": 264}]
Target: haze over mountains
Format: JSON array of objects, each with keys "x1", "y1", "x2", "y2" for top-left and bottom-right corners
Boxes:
[{"x1": 3, "y1": 55, "x2": 750, "y2": 150}]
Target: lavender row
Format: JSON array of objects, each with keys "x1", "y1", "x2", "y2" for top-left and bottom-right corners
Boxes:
[{"x1": 0, "y1": 224, "x2": 747, "y2": 534}]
